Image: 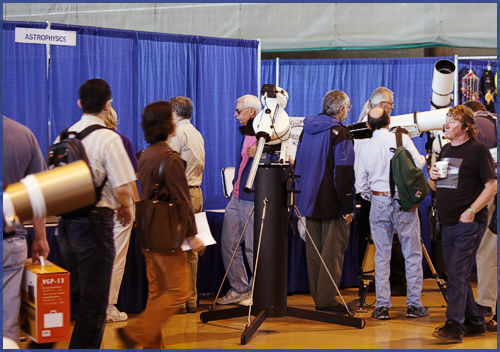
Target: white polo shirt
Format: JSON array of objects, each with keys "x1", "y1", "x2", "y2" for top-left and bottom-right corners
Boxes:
[{"x1": 55, "y1": 114, "x2": 136, "y2": 210}]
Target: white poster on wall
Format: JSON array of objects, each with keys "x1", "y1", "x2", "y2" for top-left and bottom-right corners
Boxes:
[{"x1": 15, "y1": 28, "x2": 77, "y2": 46}]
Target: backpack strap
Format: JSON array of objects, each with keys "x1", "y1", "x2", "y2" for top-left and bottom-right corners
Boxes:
[
  {"x1": 389, "y1": 132, "x2": 403, "y2": 198},
  {"x1": 62, "y1": 124, "x2": 110, "y2": 194},
  {"x1": 75, "y1": 124, "x2": 108, "y2": 140}
]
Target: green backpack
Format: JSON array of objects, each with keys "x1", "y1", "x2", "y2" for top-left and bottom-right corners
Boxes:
[{"x1": 390, "y1": 132, "x2": 430, "y2": 211}]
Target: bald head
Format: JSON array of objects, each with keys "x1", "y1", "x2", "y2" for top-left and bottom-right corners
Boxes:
[{"x1": 367, "y1": 107, "x2": 390, "y2": 130}]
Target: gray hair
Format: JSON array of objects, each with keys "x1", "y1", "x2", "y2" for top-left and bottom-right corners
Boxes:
[
  {"x1": 358, "y1": 87, "x2": 394, "y2": 122},
  {"x1": 322, "y1": 90, "x2": 349, "y2": 117},
  {"x1": 237, "y1": 94, "x2": 261, "y2": 115},
  {"x1": 170, "y1": 96, "x2": 193, "y2": 119}
]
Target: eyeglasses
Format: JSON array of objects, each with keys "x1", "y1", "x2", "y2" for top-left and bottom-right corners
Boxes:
[
  {"x1": 382, "y1": 101, "x2": 394, "y2": 107},
  {"x1": 235, "y1": 107, "x2": 250, "y2": 114},
  {"x1": 235, "y1": 107, "x2": 250, "y2": 115}
]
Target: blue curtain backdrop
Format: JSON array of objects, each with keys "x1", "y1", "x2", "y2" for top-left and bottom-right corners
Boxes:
[
  {"x1": 3, "y1": 21, "x2": 258, "y2": 210},
  {"x1": 3, "y1": 22, "x2": 49, "y2": 154}
]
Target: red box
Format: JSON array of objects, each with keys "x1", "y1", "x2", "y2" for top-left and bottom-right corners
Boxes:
[{"x1": 20, "y1": 259, "x2": 70, "y2": 343}]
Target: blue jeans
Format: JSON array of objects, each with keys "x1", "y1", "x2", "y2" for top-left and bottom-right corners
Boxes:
[
  {"x1": 57, "y1": 208, "x2": 115, "y2": 349},
  {"x1": 221, "y1": 196, "x2": 254, "y2": 295},
  {"x1": 369, "y1": 195, "x2": 423, "y2": 308},
  {"x1": 442, "y1": 221, "x2": 486, "y2": 332},
  {"x1": 3, "y1": 231, "x2": 27, "y2": 344}
]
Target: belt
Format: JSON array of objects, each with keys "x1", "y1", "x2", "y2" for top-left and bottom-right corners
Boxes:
[
  {"x1": 372, "y1": 191, "x2": 397, "y2": 197},
  {"x1": 189, "y1": 186, "x2": 201, "y2": 189}
]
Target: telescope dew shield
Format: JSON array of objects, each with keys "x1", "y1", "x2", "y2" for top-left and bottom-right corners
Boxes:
[
  {"x1": 431, "y1": 59, "x2": 455, "y2": 110},
  {"x1": 3, "y1": 160, "x2": 96, "y2": 223}
]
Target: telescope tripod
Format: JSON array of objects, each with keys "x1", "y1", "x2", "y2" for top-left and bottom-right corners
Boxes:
[
  {"x1": 357, "y1": 233, "x2": 447, "y2": 311},
  {"x1": 200, "y1": 165, "x2": 365, "y2": 345}
]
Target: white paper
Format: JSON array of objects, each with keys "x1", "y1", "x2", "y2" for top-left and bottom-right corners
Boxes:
[{"x1": 181, "y1": 212, "x2": 216, "y2": 251}]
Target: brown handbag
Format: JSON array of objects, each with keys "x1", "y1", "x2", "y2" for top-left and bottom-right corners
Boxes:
[{"x1": 135, "y1": 153, "x2": 191, "y2": 253}]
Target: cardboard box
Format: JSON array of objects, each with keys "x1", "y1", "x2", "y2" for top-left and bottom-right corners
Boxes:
[{"x1": 20, "y1": 259, "x2": 70, "y2": 343}]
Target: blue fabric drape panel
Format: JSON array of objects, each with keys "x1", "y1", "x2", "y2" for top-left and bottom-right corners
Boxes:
[
  {"x1": 193, "y1": 39, "x2": 259, "y2": 210},
  {"x1": 135, "y1": 33, "x2": 258, "y2": 209},
  {"x1": 3, "y1": 22, "x2": 49, "y2": 154},
  {"x1": 48, "y1": 25, "x2": 136, "y2": 147}
]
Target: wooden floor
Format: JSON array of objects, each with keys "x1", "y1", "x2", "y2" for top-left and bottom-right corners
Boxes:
[{"x1": 22, "y1": 279, "x2": 497, "y2": 349}]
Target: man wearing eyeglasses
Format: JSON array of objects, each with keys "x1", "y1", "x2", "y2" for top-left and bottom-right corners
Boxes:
[
  {"x1": 217, "y1": 94, "x2": 261, "y2": 306},
  {"x1": 294, "y1": 90, "x2": 355, "y2": 313}
]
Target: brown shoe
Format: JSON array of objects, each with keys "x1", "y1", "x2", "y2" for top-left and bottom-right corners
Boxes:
[
  {"x1": 117, "y1": 328, "x2": 140, "y2": 349},
  {"x1": 186, "y1": 306, "x2": 197, "y2": 313}
]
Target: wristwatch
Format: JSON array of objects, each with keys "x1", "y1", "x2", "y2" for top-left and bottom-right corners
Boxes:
[{"x1": 468, "y1": 207, "x2": 477, "y2": 214}]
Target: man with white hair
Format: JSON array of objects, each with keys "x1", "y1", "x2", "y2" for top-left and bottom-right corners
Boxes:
[{"x1": 217, "y1": 94, "x2": 261, "y2": 306}]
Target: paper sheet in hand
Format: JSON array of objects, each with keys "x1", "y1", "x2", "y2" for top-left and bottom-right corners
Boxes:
[{"x1": 181, "y1": 212, "x2": 216, "y2": 251}]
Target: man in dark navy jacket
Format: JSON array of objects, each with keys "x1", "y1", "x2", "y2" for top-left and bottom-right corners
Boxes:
[
  {"x1": 217, "y1": 94, "x2": 261, "y2": 305},
  {"x1": 294, "y1": 90, "x2": 355, "y2": 313}
]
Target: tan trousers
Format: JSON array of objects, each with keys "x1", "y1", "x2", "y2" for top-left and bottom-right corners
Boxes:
[
  {"x1": 123, "y1": 250, "x2": 189, "y2": 349},
  {"x1": 186, "y1": 187, "x2": 203, "y2": 308}
]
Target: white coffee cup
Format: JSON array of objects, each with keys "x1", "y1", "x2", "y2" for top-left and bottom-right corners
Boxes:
[{"x1": 435, "y1": 161, "x2": 449, "y2": 178}]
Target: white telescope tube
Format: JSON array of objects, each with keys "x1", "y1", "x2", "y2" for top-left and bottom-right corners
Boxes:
[
  {"x1": 388, "y1": 108, "x2": 449, "y2": 138},
  {"x1": 431, "y1": 59, "x2": 455, "y2": 110}
]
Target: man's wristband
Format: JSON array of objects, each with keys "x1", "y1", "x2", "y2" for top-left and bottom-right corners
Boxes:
[
  {"x1": 429, "y1": 177, "x2": 439, "y2": 181},
  {"x1": 468, "y1": 207, "x2": 477, "y2": 214}
]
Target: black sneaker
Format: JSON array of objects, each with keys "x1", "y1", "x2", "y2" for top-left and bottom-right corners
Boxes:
[
  {"x1": 406, "y1": 305, "x2": 430, "y2": 318},
  {"x1": 316, "y1": 305, "x2": 349, "y2": 314},
  {"x1": 485, "y1": 319, "x2": 497, "y2": 332},
  {"x1": 371, "y1": 306, "x2": 389, "y2": 320},
  {"x1": 476, "y1": 303, "x2": 493, "y2": 317},
  {"x1": 464, "y1": 322, "x2": 487, "y2": 337},
  {"x1": 432, "y1": 321, "x2": 463, "y2": 343}
]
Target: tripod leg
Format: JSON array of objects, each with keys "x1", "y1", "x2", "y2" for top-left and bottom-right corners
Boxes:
[
  {"x1": 241, "y1": 309, "x2": 267, "y2": 345},
  {"x1": 358, "y1": 283, "x2": 369, "y2": 311},
  {"x1": 421, "y1": 239, "x2": 447, "y2": 304}
]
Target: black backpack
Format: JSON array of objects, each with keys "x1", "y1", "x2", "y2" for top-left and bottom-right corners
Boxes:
[
  {"x1": 389, "y1": 132, "x2": 430, "y2": 211},
  {"x1": 46, "y1": 124, "x2": 108, "y2": 217}
]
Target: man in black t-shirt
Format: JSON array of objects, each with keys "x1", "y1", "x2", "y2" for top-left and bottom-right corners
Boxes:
[{"x1": 429, "y1": 105, "x2": 496, "y2": 343}]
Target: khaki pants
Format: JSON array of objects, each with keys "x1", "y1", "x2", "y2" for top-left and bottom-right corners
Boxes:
[
  {"x1": 186, "y1": 187, "x2": 203, "y2": 308},
  {"x1": 123, "y1": 250, "x2": 189, "y2": 349}
]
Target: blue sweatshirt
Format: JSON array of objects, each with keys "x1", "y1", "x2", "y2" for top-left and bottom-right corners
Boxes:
[{"x1": 295, "y1": 113, "x2": 355, "y2": 219}]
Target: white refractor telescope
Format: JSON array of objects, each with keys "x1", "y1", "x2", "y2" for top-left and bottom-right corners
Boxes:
[
  {"x1": 388, "y1": 59, "x2": 455, "y2": 138},
  {"x1": 244, "y1": 84, "x2": 291, "y2": 192}
]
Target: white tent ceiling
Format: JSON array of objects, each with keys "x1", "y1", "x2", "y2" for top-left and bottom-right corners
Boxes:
[{"x1": 3, "y1": 3, "x2": 497, "y2": 51}]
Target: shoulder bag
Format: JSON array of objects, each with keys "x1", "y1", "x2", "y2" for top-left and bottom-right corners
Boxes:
[{"x1": 135, "y1": 151, "x2": 191, "y2": 253}]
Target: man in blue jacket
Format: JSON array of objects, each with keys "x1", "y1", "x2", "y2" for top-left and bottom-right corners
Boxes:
[
  {"x1": 217, "y1": 94, "x2": 261, "y2": 305},
  {"x1": 294, "y1": 90, "x2": 355, "y2": 313}
]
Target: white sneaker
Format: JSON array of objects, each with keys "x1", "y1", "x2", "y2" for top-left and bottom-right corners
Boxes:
[
  {"x1": 216, "y1": 289, "x2": 249, "y2": 305},
  {"x1": 106, "y1": 305, "x2": 128, "y2": 322},
  {"x1": 239, "y1": 296, "x2": 253, "y2": 306}
]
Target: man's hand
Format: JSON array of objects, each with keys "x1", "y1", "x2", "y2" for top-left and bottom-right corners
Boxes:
[
  {"x1": 458, "y1": 210, "x2": 475, "y2": 224},
  {"x1": 247, "y1": 145, "x2": 257, "y2": 158},
  {"x1": 343, "y1": 213, "x2": 354, "y2": 225},
  {"x1": 117, "y1": 206, "x2": 132, "y2": 226},
  {"x1": 32, "y1": 238, "x2": 50, "y2": 264}
]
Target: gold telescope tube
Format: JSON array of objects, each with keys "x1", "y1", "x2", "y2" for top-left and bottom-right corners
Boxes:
[{"x1": 4, "y1": 160, "x2": 96, "y2": 222}]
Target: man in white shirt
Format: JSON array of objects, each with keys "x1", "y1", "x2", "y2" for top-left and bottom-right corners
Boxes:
[
  {"x1": 56, "y1": 79, "x2": 136, "y2": 348},
  {"x1": 355, "y1": 107, "x2": 429, "y2": 320},
  {"x1": 169, "y1": 96, "x2": 206, "y2": 313}
]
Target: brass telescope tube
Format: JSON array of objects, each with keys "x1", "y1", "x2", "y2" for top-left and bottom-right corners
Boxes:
[{"x1": 3, "y1": 160, "x2": 96, "y2": 223}]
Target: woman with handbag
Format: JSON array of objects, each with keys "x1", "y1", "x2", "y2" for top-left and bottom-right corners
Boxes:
[{"x1": 118, "y1": 100, "x2": 204, "y2": 349}]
